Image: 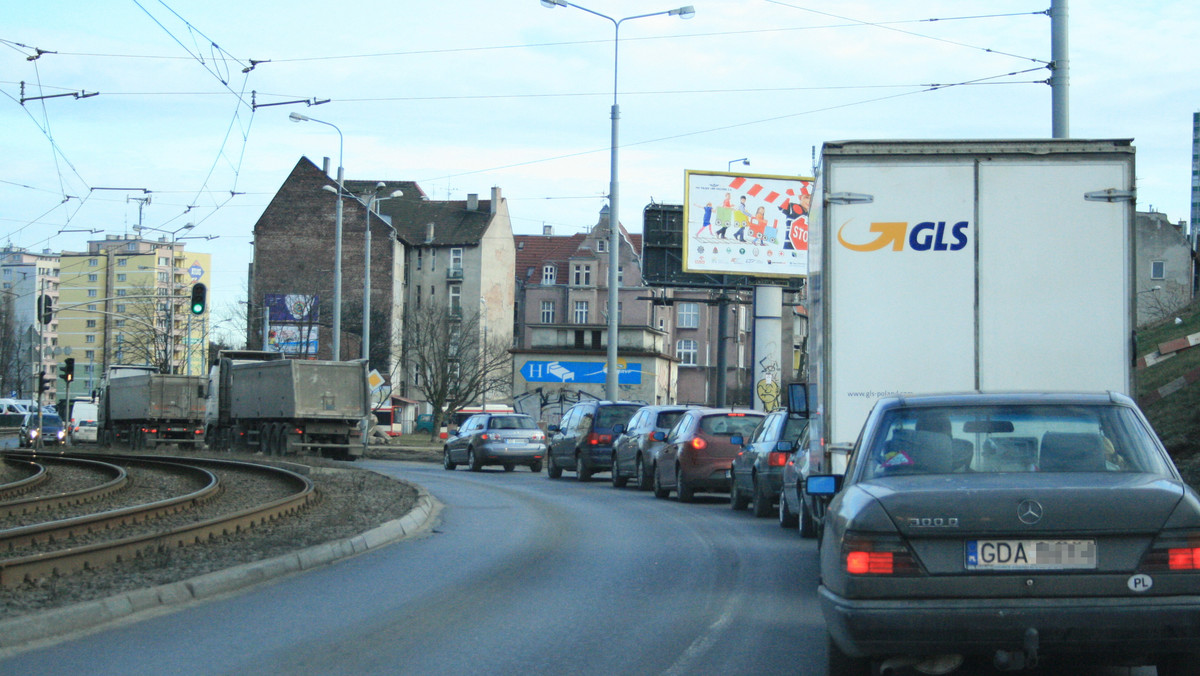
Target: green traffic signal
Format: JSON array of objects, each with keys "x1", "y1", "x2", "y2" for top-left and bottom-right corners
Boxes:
[{"x1": 189, "y1": 283, "x2": 207, "y2": 315}]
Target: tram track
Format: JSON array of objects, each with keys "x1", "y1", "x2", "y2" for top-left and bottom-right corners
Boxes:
[{"x1": 0, "y1": 451, "x2": 316, "y2": 589}]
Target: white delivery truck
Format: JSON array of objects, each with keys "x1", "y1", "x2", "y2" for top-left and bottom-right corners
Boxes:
[{"x1": 803, "y1": 139, "x2": 1135, "y2": 473}]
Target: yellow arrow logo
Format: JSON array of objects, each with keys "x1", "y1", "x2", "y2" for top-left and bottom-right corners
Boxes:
[{"x1": 837, "y1": 221, "x2": 908, "y2": 251}]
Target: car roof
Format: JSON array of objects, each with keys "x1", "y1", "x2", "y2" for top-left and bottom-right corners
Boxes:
[{"x1": 876, "y1": 391, "x2": 1133, "y2": 409}]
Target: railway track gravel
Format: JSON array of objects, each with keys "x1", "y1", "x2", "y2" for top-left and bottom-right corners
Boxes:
[{"x1": 0, "y1": 447, "x2": 428, "y2": 622}]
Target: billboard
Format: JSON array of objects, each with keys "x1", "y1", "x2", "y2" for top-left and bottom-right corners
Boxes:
[
  {"x1": 264, "y1": 294, "x2": 319, "y2": 356},
  {"x1": 683, "y1": 170, "x2": 813, "y2": 278}
]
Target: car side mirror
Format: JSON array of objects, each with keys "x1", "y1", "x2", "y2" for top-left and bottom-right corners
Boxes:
[
  {"x1": 730, "y1": 434, "x2": 744, "y2": 446},
  {"x1": 651, "y1": 431, "x2": 665, "y2": 441},
  {"x1": 776, "y1": 440, "x2": 793, "y2": 452},
  {"x1": 805, "y1": 474, "x2": 842, "y2": 496},
  {"x1": 547, "y1": 424, "x2": 560, "y2": 433},
  {"x1": 613, "y1": 423, "x2": 625, "y2": 436}
]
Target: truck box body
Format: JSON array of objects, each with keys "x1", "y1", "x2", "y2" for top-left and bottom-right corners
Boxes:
[
  {"x1": 105, "y1": 374, "x2": 206, "y2": 423},
  {"x1": 808, "y1": 139, "x2": 1135, "y2": 466},
  {"x1": 228, "y1": 359, "x2": 367, "y2": 421}
]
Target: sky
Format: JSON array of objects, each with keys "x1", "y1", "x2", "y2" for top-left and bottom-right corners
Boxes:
[{"x1": 4, "y1": 0, "x2": 1198, "y2": 330}]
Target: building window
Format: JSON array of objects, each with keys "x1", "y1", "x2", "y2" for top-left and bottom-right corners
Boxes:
[
  {"x1": 597, "y1": 238, "x2": 607, "y2": 253},
  {"x1": 88, "y1": 273, "x2": 98, "y2": 282},
  {"x1": 86, "y1": 319, "x2": 96, "y2": 328},
  {"x1": 85, "y1": 350, "x2": 94, "y2": 359},
  {"x1": 85, "y1": 335, "x2": 95, "y2": 343},
  {"x1": 449, "y1": 283, "x2": 462, "y2": 316},
  {"x1": 117, "y1": 289, "x2": 127, "y2": 297},
  {"x1": 542, "y1": 265, "x2": 556, "y2": 285},
  {"x1": 676, "y1": 339, "x2": 698, "y2": 366},
  {"x1": 88, "y1": 258, "x2": 98, "y2": 267},
  {"x1": 115, "y1": 304, "x2": 125, "y2": 313},
  {"x1": 617, "y1": 265, "x2": 624, "y2": 285},
  {"x1": 450, "y1": 247, "x2": 463, "y2": 274},
  {"x1": 541, "y1": 301, "x2": 555, "y2": 323},
  {"x1": 117, "y1": 258, "x2": 127, "y2": 267},
  {"x1": 87, "y1": 289, "x2": 97, "y2": 297},
  {"x1": 87, "y1": 304, "x2": 97, "y2": 311},
  {"x1": 572, "y1": 263, "x2": 592, "y2": 287},
  {"x1": 678, "y1": 302, "x2": 700, "y2": 329},
  {"x1": 1151, "y1": 260, "x2": 1166, "y2": 280},
  {"x1": 574, "y1": 301, "x2": 589, "y2": 324},
  {"x1": 416, "y1": 249, "x2": 423, "y2": 270},
  {"x1": 116, "y1": 320, "x2": 126, "y2": 328},
  {"x1": 157, "y1": 272, "x2": 168, "y2": 283}
]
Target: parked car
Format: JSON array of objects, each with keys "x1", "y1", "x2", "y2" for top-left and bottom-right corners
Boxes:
[
  {"x1": 808, "y1": 392, "x2": 1200, "y2": 676},
  {"x1": 414, "y1": 413, "x2": 435, "y2": 434},
  {"x1": 69, "y1": 401, "x2": 99, "y2": 444},
  {"x1": 19, "y1": 411, "x2": 66, "y2": 447},
  {"x1": 442, "y1": 413, "x2": 546, "y2": 472},
  {"x1": 652, "y1": 408, "x2": 765, "y2": 502},
  {"x1": 730, "y1": 409, "x2": 808, "y2": 518},
  {"x1": 546, "y1": 400, "x2": 643, "y2": 481},
  {"x1": 778, "y1": 428, "x2": 822, "y2": 537},
  {"x1": 611, "y1": 405, "x2": 694, "y2": 490}
]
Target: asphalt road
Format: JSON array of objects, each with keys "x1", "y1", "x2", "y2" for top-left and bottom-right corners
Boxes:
[{"x1": 0, "y1": 460, "x2": 1158, "y2": 675}]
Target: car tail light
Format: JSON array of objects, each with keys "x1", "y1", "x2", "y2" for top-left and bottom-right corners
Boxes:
[
  {"x1": 768, "y1": 451, "x2": 788, "y2": 467},
  {"x1": 480, "y1": 433, "x2": 491, "y2": 440},
  {"x1": 587, "y1": 433, "x2": 612, "y2": 445},
  {"x1": 689, "y1": 436, "x2": 708, "y2": 451},
  {"x1": 841, "y1": 534, "x2": 921, "y2": 576},
  {"x1": 531, "y1": 432, "x2": 545, "y2": 441},
  {"x1": 1140, "y1": 532, "x2": 1200, "y2": 571}
]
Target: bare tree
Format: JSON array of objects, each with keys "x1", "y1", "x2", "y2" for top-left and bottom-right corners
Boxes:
[
  {"x1": 109, "y1": 282, "x2": 173, "y2": 372},
  {"x1": 399, "y1": 302, "x2": 512, "y2": 434},
  {"x1": 0, "y1": 291, "x2": 26, "y2": 396}
]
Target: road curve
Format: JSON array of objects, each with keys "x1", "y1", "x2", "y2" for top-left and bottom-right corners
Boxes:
[{"x1": 0, "y1": 461, "x2": 1151, "y2": 675}]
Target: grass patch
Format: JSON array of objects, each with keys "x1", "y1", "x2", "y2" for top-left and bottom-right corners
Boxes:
[{"x1": 1136, "y1": 298, "x2": 1200, "y2": 461}]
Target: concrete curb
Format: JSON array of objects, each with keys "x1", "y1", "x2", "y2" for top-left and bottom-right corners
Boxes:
[{"x1": 0, "y1": 478, "x2": 441, "y2": 652}]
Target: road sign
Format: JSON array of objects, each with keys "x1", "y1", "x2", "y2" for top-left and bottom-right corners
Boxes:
[
  {"x1": 367, "y1": 369, "x2": 386, "y2": 392},
  {"x1": 519, "y1": 360, "x2": 641, "y2": 385}
]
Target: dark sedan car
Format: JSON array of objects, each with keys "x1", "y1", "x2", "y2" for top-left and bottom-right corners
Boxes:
[
  {"x1": 807, "y1": 392, "x2": 1200, "y2": 676},
  {"x1": 730, "y1": 409, "x2": 808, "y2": 518},
  {"x1": 546, "y1": 400, "x2": 642, "y2": 481},
  {"x1": 442, "y1": 413, "x2": 546, "y2": 472},
  {"x1": 653, "y1": 408, "x2": 764, "y2": 502},
  {"x1": 610, "y1": 405, "x2": 693, "y2": 490}
]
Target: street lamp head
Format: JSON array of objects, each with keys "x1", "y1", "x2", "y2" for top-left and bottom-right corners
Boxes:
[
  {"x1": 182, "y1": 223, "x2": 195, "y2": 231},
  {"x1": 321, "y1": 184, "x2": 339, "y2": 195},
  {"x1": 374, "y1": 181, "x2": 387, "y2": 192},
  {"x1": 289, "y1": 112, "x2": 310, "y2": 123},
  {"x1": 670, "y1": 5, "x2": 696, "y2": 18},
  {"x1": 541, "y1": 0, "x2": 568, "y2": 7},
  {"x1": 389, "y1": 189, "x2": 404, "y2": 198}
]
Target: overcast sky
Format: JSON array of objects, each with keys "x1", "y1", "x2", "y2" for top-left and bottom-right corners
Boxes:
[{"x1": 4, "y1": 0, "x2": 1197, "y2": 320}]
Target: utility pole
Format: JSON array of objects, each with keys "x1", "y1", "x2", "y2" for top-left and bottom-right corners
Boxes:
[{"x1": 1049, "y1": 0, "x2": 1069, "y2": 138}]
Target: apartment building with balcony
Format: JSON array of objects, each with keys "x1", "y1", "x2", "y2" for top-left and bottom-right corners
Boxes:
[{"x1": 1, "y1": 246, "x2": 60, "y2": 403}]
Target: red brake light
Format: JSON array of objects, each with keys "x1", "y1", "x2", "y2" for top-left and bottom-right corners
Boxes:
[
  {"x1": 847, "y1": 551, "x2": 894, "y2": 575},
  {"x1": 480, "y1": 433, "x2": 491, "y2": 440},
  {"x1": 842, "y1": 535, "x2": 920, "y2": 575},
  {"x1": 690, "y1": 437, "x2": 707, "y2": 451},
  {"x1": 728, "y1": 413, "x2": 746, "y2": 417},
  {"x1": 767, "y1": 451, "x2": 788, "y2": 467},
  {"x1": 1169, "y1": 549, "x2": 1200, "y2": 570},
  {"x1": 1139, "y1": 534, "x2": 1200, "y2": 572}
]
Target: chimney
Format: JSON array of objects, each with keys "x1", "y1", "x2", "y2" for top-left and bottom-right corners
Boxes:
[
  {"x1": 467, "y1": 193, "x2": 478, "y2": 211},
  {"x1": 322, "y1": 157, "x2": 331, "y2": 175},
  {"x1": 543, "y1": 224, "x2": 553, "y2": 236},
  {"x1": 425, "y1": 223, "x2": 435, "y2": 243},
  {"x1": 491, "y1": 186, "x2": 501, "y2": 215}
]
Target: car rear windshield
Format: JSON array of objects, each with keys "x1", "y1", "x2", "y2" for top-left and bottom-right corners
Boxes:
[
  {"x1": 488, "y1": 416, "x2": 537, "y2": 430},
  {"x1": 701, "y1": 413, "x2": 764, "y2": 438},
  {"x1": 596, "y1": 405, "x2": 640, "y2": 427},
  {"x1": 860, "y1": 404, "x2": 1174, "y2": 480}
]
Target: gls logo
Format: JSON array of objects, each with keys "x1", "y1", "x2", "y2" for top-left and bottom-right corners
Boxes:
[{"x1": 838, "y1": 220, "x2": 970, "y2": 252}]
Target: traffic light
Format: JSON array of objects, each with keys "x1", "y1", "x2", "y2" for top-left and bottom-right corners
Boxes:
[
  {"x1": 61, "y1": 358, "x2": 74, "y2": 383},
  {"x1": 38, "y1": 370, "x2": 52, "y2": 393},
  {"x1": 189, "y1": 283, "x2": 207, "y2": 315},
  {"x1": 38, "y1": 294, "x2": 53, "y2": 325}
]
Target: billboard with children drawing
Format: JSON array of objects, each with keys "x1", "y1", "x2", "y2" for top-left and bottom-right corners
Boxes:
[{"x1": 683, "y1": 170, "x2": 813, "y2": 278}]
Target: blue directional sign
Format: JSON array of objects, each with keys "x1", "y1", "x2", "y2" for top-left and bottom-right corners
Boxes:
[{"x1": 520, "y1": 360, "x2": 641, "y2": 385}]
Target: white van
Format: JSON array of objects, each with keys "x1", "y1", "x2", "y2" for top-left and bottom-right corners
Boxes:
[{"x1": 69, "y1": 401, "x2": 99, "y2": 444}]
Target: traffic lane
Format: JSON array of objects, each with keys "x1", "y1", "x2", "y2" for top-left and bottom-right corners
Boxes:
[
  {"x1": 0, "y1": 461, "x2": 824, "y2": 675},
  {"x1": 264, "y1": 464, "x2": 830, "y2": 675}
]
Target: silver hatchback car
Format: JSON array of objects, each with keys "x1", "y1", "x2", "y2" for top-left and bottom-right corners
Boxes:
[{"x1": 443, "y1": 413, "x2": 547, "y2": 472}]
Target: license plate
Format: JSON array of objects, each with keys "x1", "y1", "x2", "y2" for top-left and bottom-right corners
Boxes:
[{"x1": 966, "y1": 539, "x2": 1096, "y2": 570}]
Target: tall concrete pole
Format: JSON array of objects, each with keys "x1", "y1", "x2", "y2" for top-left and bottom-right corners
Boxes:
[{"x1": 1050, "y1": 0, "x2": 1069, "y2": 138}]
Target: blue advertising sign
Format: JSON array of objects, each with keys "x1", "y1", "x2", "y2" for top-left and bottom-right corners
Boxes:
[
  {"x1": 520, "y1": 360, "x2": 641, "y2": 385},
  {"x1": 265, "y1": 294, "x2": 319, "y2": 322}
]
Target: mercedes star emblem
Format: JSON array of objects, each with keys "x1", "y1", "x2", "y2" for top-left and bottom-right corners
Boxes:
[{"x1": 1017, "y1": 499, "x2": 1043, "y2": 525}]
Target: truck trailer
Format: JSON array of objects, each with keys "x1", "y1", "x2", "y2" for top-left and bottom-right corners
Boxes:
[
  {"x1": 804, "y1": 138, "x2": 1136, "y2": 474},
  {"x1": 205, "y1": 350, "x2": 369, "y2": 460},
  {"x1": 98, "y1": 370, "x2": 207, "y2": 450}
]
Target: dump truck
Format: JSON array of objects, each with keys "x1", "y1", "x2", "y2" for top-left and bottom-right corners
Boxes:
[
  {"x1": 204, "y1": 350, "x2": 369, "y2": 460},
  {"x1": 98, "y1": 368, "x2": 207, "y2": 449}
]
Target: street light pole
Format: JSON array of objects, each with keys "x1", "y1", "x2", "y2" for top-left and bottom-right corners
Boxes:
[
  {"x1": 361, "y1": 184, "x2": 403, "y2": 362},
  {"x1": 290, "y1": 111, "x2": 346, "y2": 360},
  {"x1": 727, "y1": 158, "x2": 750, "y2": 172},
  {"x1": 541, "y1": 0, "x2": 695, "y2": 400}
]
